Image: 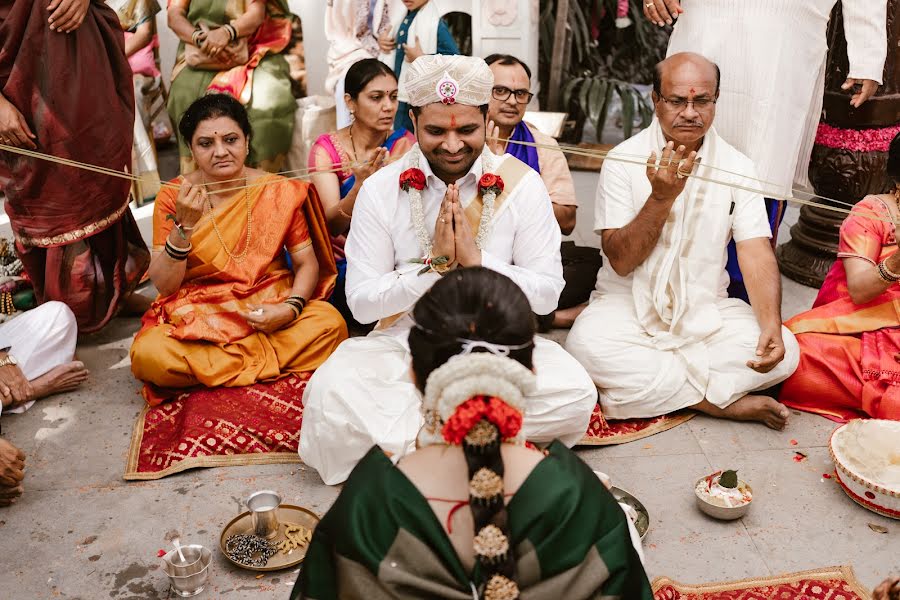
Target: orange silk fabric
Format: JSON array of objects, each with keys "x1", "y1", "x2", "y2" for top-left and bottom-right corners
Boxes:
[{"x1": 140, "y1": 174, "x2": 337, "y2": 345}]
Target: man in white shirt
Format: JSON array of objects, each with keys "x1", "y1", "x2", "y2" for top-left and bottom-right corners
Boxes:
[
  {"x1": 645, "y1": 0, "x2": 887, "y2": 301},
  {"x1": 565, "y1": 53, "x2": 799, "y2": 430},
  {"x1": 485, "y1": 53, "x2": 603, "y2": 331},
  {"x1": 0, "y1": 301, "x2": 87, "y2": 506},
  {"x1": 300, "y1": 55, "x2": 597, "y2": 485}
]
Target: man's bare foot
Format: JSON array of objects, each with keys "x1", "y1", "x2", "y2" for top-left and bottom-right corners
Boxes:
[
  {"x1": 552, "y1": 304, "x2": 587, "y2": 329},
  {"x1": 693, "y1": 395, "x2": 790, "y2": 430},
  {"x1": 30, "y1": 361, "x2": 89, "y2": 400}
]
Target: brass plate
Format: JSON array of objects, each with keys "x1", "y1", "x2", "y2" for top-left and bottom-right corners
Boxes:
[
  {"x1": 610, "y1": 486, "x2": 650, "y2": 540},
  {"x1": 220, "y1": 504, "x2": 320, "y2": 572}
]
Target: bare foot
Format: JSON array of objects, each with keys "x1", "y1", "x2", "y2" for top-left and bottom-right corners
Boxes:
[
  {"x1": 30, "y1": 361, "x2": 89, "y2": 399},
  {"x1": 693, "y1": 395, "x2": 790, "y2": 430},
  {"x1": 552, "y1": 304, "x2": 588, "y2": 329}
]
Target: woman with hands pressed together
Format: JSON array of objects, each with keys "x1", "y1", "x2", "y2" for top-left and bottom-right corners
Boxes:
[
  {"x1": 131, "y1": 94, "x2": 347, "y2": 406},
  {"x1": 308, "y1": 59, "x2": 415, "y2": 326}
]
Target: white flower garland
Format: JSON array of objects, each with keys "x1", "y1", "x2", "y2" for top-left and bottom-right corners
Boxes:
[
  {"x1": 405, "y1": 145, "x2": 498, "y2": 257},
  {"x1": 417, "y1": 353, "x2": 536, "y2": 448}
]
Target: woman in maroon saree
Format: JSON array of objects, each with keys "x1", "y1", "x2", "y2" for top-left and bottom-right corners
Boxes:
[{"x1": 0, "y1": 0, "x2": 149, "y2": 332}]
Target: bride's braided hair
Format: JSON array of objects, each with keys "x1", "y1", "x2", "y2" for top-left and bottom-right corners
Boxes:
[{"x1": 409, "y1": 267, "x2": 535, "y2": 599}]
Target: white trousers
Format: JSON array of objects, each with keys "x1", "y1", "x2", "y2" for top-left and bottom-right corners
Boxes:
[
  {"x1": 300, "y1": 331, "x2": 598, "y2": 485},
  {"x1": 0, "y1": 302, "x2": 78, "y2": 416},
  {"x1": 565, "y1": 295, "x2": 799, "y2": 420}
]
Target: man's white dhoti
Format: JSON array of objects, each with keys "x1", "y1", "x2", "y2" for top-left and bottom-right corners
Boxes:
[
  {"x1": 566, "y1": 120, "x2": 799, "y2": 419},
  {"x1": 300, "y1": 143, "x2": 597, "y2": 485},
  {"x1": 0, "y1": 302, "x2": 78, "y2": 417},
  {"x1": 567, "y1": 296, "x2": 798, "y2": 419},
  {"x1": 301, "y1": 328, "x2": 596, "y2": 485}
]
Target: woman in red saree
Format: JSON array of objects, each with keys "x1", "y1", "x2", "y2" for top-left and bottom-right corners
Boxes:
[
  {"x1": 130, "y1": 94, "x2": 347, "y2": 406},
  {"x1": 0, "y1": 0, "x2": 150, "y2": 333},
  {"x1": 780, "y1": 132, "x2": 900, "y2": 421}
]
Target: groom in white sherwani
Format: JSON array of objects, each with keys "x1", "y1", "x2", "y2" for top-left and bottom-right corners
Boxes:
[{"x1": 300, "y1": 55, "x2": 597, "y2": 485}]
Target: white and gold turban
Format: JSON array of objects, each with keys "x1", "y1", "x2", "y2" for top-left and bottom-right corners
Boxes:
[{"x1": 399, "y1": 54, "x2": 494, "y2": 107}]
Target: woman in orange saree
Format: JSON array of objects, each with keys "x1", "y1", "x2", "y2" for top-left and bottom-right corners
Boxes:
[
  {"x1": 780, "y1": 133, "x2": 900, "y2": 421},
  {"x1": 131, "y1": 94, "x2": 347, "y2": 406}
]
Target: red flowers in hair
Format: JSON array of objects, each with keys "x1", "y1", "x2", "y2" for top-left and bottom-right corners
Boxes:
[
  {"x1": 478, "y1": 173, "x2": 504, "y2": 195},
  {"x1": 442, "y1": 396, "x2": 523, "y2": 445},
  {"x1": 399, "y1": 168, "x2": 426, "y2": 192}
]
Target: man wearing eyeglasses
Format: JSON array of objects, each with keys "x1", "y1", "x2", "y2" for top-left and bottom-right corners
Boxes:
[
  {"x1": 485, "y1": 54, "x2": 602, "y2": 330},
  {"x1": 649, "y1": 0, "x2": 887, "y2": 303},
  {"x1": 566, "y1": 53, "x2": 800, "y2": 430}
]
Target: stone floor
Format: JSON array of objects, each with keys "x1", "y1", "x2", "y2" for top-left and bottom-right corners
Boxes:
[{"x1": 0, "y1": 171, "x2": 896, "y2": 599}]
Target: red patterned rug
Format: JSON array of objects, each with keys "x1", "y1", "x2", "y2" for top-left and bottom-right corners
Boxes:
[
  {"x1": 126, "y1": 377, "x2": 695, "y2": 479},
  {"x1": 124, "y1": 373, "x2": 310, "y2": 480},
  {"x1": 579, "y1": 403, "x2": 695, "y2": 446},
  {"x1": 652, "y1": 566, "x2": 870, "y2": 600}
]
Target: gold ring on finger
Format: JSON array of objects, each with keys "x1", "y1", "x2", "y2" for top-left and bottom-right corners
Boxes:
[
  {"x1": 441, "y1": 218, "x2": 447, "y2": 224},
  {"x1": 645, "y1": 2, "x2": 653, "y2": 6}
]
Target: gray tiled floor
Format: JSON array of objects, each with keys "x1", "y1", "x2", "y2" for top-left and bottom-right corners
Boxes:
[{"x1": 1, "y1": 172, "x2": 895, "y2": 599}]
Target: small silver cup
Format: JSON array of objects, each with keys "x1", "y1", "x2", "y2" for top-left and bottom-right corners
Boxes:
[
  {"x1": 162, "y1": 545, "x2": 211, "y2": 597},
  {"x1": 247, "y1": 490, "x2": 281, "y2": 540}
]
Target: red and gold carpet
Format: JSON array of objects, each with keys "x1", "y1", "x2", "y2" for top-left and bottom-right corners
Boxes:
[
  {"x1": 579, "y1": 402, "x2": 695, "y2": 446},
  {"x1": 124, "y1": 373, "x2": 310, "y2": 480},
  {"x1": 126, "y1": 381, "x2": 695, "y2": 479},
  {"x1": 652, "y1": 566, "x2": 871, "y2": 600}
]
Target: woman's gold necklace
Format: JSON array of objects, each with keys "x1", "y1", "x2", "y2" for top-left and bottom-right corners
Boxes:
[
  {"x1": 202, "y1": 173, "x2": 253, "y2": 263},
  {"x1": 347, "y1": 123, "x2": 389, "y2": 165}
]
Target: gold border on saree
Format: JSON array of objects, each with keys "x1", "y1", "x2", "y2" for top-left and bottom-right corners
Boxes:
[{"x1": 15, "y1": 201, "x2": 131, "y2": 248}]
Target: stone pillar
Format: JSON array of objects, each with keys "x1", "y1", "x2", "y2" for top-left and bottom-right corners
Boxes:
[{"x1": 776, "y1": 0, "x2": 900, "y2": 288}]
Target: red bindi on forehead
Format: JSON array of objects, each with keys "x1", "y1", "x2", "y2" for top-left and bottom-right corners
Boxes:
[
  {"x1": 449, "y1": 114, "x2": 457, "y2": 128},
  {"x1": 689, "y1": 88, "x2": 695, "y2": 96}
]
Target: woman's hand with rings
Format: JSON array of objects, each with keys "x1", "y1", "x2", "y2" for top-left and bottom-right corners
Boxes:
[
  {"x1": 201, "y1": 26, "x2": 231, "y2": 57},
  {"x1": 174, "y1": 180, "x2": 206, "y2": 233},
  {"x1": 239, "y1": 304, "x2": 295, "y2": 333}
]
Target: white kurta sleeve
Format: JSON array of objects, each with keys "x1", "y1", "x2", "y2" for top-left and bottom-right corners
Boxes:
[
  {"x1": 842, "y1": 0, "x2": 888, "y2": 84},
  {"x1": 480, "y1": 172, "x2": 564, "y2": 315},
  {"x1": 594, "y1": 156, "x2": 636, "y2": 233},
  {"x1": 345, "y1": 183, "x2": 441, "y2": 324},
  {"x1": 731, "y1": 160, "x2": 773, "y2": 243}
]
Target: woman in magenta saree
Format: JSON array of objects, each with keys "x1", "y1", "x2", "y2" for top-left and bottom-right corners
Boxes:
[{"x1": 0, "y1": 0, "x2": 149, "y2": 332}]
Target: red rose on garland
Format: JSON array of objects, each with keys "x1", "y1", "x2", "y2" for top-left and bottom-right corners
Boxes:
[
  {"x1": 441, "y1": 395, "x2": 522, "y2": 445},
  {"x1": 478, "y1": 173, "x2": 504, "y2": 195},
  {"x1": 484, "y1": 397, "x2": 522, "y2": 438},
  {"x1": 400, "y1": 168, "x2": 426, "y2": 192}
]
